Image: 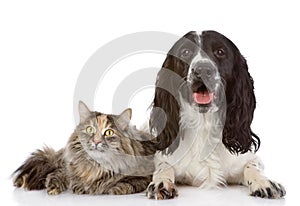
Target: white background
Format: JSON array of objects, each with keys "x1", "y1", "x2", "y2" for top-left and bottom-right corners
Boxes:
[{"x1": 0, "y1": 0, "x2": 299, "y2": 205}]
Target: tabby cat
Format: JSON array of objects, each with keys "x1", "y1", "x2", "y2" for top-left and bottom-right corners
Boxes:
[{"x1": 13, "y1": 101, "x2": 156, "y2": 195}]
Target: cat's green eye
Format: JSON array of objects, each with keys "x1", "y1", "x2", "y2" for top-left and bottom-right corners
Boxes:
[
  {"x1": 86, "y1": 126, "x2": 94, "y2": 134},
  {"x1": 104, "y1": 129, "x2": 114, "y2": 137}
]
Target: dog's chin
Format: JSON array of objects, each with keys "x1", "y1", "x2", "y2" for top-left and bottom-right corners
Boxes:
[{"x1": 196, "y1": 103, "x2": 212, "y2": 113}]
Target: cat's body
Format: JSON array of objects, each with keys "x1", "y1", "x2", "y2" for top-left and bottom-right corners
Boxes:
[{"x1": 13, "y1": 102, "x2": 156, "y2": 195}]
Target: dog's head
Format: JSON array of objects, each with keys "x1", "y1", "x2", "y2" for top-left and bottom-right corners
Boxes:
[{"x1": 151, "y1": 31, "x2": 260, "y2": 154}]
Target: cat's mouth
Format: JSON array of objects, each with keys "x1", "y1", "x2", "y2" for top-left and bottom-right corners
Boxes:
[
  {"x1": 90, "y1": 146, "x2": 106, "y2": 152},
  {"x1": 89, "y1": 141, "x2": 109, "y2": 151},
  {"x1": 87, "y1": 145, "x2": 107, "y2": 153},
  {"x1": 96, "y1": 148, "x2": 105, "y2": 152}
]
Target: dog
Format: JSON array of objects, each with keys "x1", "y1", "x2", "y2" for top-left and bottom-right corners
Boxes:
[{"x1": 146, "y1": 31, "x2": 286, "y2": 199}]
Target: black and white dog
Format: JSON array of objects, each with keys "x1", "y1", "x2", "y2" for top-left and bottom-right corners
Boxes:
[{"x1": 146, "y1": 31, "x2": 285, "y2": 199}]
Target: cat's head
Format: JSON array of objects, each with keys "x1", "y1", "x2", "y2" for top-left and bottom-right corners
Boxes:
[{"x1": 76, "y1": 101, "x2": 132, "y2": 157}]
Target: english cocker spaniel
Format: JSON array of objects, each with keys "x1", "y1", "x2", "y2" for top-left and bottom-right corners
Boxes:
[{"x1": 146, "y1": 31, "x2": 286, "y2": 199}]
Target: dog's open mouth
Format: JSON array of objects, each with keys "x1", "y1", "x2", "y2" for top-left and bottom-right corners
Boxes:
[{"x1": 192, "y1": 84, "x2": 214, "y2": 105}]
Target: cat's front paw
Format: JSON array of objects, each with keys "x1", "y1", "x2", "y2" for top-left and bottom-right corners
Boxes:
[
  {"x1": 248, "y1": 178, "x2": 286, "y2": 199},
  {"x1": 146, "y1": 179, "x2": 178, "y2": 200},
  {"x1": 45, "y1": 175, "x2": 66, "y2": 195}
]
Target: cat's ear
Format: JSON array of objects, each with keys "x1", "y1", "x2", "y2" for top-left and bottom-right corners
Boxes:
[
  {"x1": 78, "y1": 101, "x2": 91, "y2": 123},
  {"x1": 116, "y1": 108, "x2": 132, "y2": 130}
]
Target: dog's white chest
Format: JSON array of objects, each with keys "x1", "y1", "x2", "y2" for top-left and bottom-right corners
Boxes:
[
  {"x1": 158, "y1": 99, "x2": 226, "y2": 187},
  {"x1": 155, "y1": 118, "x2": 225, "y2": 188},
  {"x1": 178, "y1": 125, "x2": 225, "y2": 187}
]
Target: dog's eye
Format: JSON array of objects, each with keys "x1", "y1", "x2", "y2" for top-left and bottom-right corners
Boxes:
[
  {"x1": 214, "y1": 48, "x2": 226, "y2": 58},
  {"x1": 181, "y1": 48, "x2": 192, "y2": 58}
]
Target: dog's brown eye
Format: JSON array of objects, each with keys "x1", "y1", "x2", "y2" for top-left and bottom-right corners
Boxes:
[
  {"x1": 214, "y1": 48, "x2": 226, "y2": 58},
  {"x1": 181, "y1": 48, "x2": 192, "y2": 57}
]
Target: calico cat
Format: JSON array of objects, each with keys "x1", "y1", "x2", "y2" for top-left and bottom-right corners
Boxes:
[{"x1": 13, "y1": 101, "x2": 156, "y2": 195}]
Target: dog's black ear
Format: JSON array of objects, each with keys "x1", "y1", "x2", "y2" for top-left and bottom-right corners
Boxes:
[
  {"x1": 223, "y1": 54, "x2": 260, "y2": 154},
  {"x1": 150, "y1": 55, "x2": 188, "y2": 153}
]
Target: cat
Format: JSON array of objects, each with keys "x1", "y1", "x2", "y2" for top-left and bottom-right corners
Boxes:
[{"x1": 13, "y1": 101, "x2": 156, "y2": 195}]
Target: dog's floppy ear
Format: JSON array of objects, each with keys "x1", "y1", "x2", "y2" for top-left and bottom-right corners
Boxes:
[
  {"x1": 150, "y1": 55, "x2": 188, "y2": 153},
  {"x1": 222, "y1": 54, "x2": 260, "y2": 154}
]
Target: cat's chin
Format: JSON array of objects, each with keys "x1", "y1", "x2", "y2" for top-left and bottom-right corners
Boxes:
[
  {"x1": 87, "y1": 149, "x2": 106, "y2": 157},
  {"x1": 95, "y1": 148, "x2": 106, "y2": 153}
]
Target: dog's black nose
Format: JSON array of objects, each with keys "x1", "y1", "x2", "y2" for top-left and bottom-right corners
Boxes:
[{"x1": 192, "y1": 62, "x2": 215, "y2": 79}]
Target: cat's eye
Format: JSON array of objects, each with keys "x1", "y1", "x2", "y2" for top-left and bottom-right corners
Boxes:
[
  {"x1": 86, "y1": 126, "x2": 94, "y2": 134},
  {"x1": 104, "y1": 129, "x2": 114, "y2": 137}
]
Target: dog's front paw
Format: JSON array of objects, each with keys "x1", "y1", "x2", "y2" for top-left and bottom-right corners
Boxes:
[
  {"x1": 248, "y1": 178, "x2": 286, "y2": 199},
  {"x1": 146, "y1": 179, "x2": 178, "y2": 200}
]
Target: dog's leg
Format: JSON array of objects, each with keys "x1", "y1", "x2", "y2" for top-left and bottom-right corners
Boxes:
[
  {"x1": 146, "y1": 162, "x2": 178, "y2": 200},
  {"x1": 243, "y1": 160, "x2": 286, "y2": 199}
]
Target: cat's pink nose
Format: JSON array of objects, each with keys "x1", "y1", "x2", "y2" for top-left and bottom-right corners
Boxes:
[{"x1": 93, "y1": 138, "x2": 101, "y2": 145}]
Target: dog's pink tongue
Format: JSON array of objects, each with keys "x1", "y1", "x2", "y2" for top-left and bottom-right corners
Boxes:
[{"x1": 193, "y1": 91, "x2": 213, "y2": 104}]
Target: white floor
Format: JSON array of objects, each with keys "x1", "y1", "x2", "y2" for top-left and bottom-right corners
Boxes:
[{"x1": 2, "y1": 178, "x2": 290, "y2": 206}]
